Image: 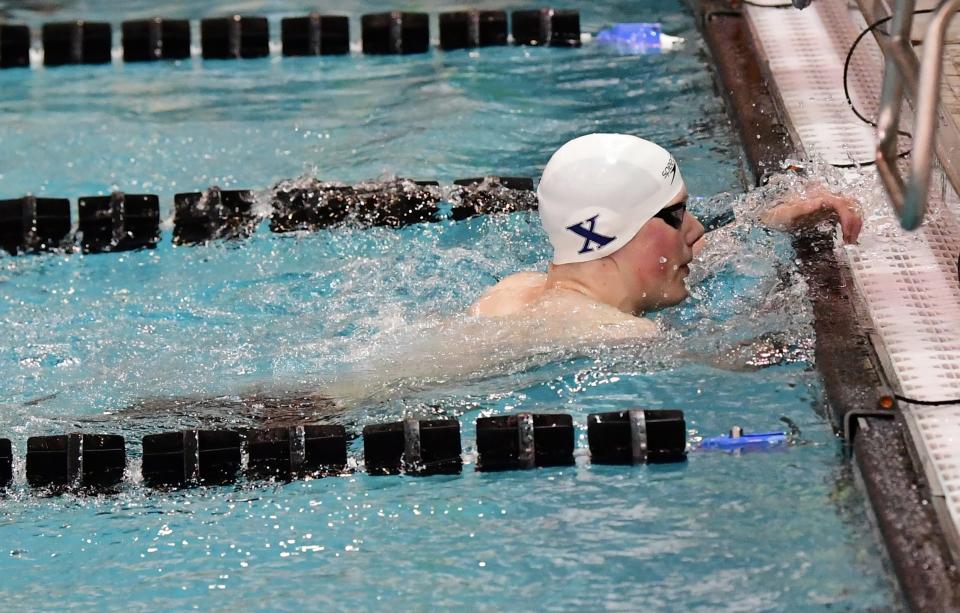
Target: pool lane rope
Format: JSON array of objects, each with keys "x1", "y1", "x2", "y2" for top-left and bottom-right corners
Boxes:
[
  {"x1": 0, "y1": 409, "x2": 688, "y2": 494},
  {"x1": 0, "y1": 9, "x2": 582, "y2": 69},
  {"x1": 0, "y1": 176, "x2": 538, "y2": 256}
]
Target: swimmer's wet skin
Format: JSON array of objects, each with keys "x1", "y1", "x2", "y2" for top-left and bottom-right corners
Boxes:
[{"x1": 470, "y1": 133, "x2": 862, "y2": 329}]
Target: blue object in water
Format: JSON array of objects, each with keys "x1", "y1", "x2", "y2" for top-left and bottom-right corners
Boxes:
[
  {"x1": 596, "y1": 23, "x2": 664, "y2": 54},
  {"x1": 699, "y1": 431, "x2": 788, "y2": 451}
]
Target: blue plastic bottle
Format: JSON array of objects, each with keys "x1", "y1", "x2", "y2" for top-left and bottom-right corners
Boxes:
[
  {"x1": 595, "y1": 23, "x2": 682, "y2": 54},
  {"x1": 699, "y1": 429, "x2": 788, "y2": 451}
]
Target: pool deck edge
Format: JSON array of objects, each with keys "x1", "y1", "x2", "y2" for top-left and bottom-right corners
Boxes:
[{"x1": 688, "y1": 1, "x2": 960, "y2": 608}]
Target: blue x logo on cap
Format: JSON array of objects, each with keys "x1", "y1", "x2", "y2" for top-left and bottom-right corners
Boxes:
[{"x1": 567, "y1": 215, "x2": 616, "y2": 254}]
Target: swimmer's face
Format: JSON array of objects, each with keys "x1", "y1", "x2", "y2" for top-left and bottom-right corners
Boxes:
[{"x1": 610, "y1": 187, "x2": 704, "y2": 313}]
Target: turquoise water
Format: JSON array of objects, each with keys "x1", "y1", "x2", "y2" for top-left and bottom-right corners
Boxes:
[{"x1": 0, "y1": 0, "x2": 900, "y2": 610}]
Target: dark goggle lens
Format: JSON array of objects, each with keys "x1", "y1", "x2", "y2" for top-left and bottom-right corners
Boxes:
[{"x1": 654, "y1": 202, "x2": 686, "y2": 229}]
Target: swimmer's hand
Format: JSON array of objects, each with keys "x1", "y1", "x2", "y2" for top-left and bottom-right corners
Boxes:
[{"x1": 759, "y1": 182, "x2": 862, "y2": 244}]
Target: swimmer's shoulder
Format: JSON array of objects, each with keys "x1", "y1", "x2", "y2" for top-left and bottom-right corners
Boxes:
[
  {"x1": 581, "y1": 301, "x2": 660, "y2": 340},
  {"x1": 533, "y1": 290, "x2": 660, "y2": 340},
  {"x1": 468, "y1": 271, "x2": 547, "y2": 317},
  {"x1": 599, "y1": 313, "x2": 659, "y2": 339}
]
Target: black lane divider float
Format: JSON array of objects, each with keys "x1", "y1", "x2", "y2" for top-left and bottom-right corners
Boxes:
[
  {"x1": 0, "y1": 410, "x2": 687, "y2": 493},
  {"x1": 78, "y1": 192, "x2": 160, "y2": 253},
  {"x1": 0, "y1": 195, "x2": 71, "y2": 254},
  {"x1": 477, "y1": 413, "x2": 574, "y2": 470},
  {"x1": 200, "y1": 16, "x2": 269, "y2": 60},
  {"x1": 26, "y1": 433, "x2": 125, "y2": 489},
  {"x1": 281, "y1": 15, "x2": 350, "y2": 57},
  {"x1": 173, "y1": 188, "x2": 257, "y2": 245},
  {"x1": 0, "y1": 24, "x2": 30, "y2": 68},
  {"x1": 363, "y1": 419, "x2": 462, "y2": 475},
  {"x1": 41, "y1": 21, "x2": 112, "y2": 66},
  {"x1": 122, "y1": 19, "x2": 191, "y2": 62},
  {"x1": 0, "y1": 439, "x2": 12, "y2": 488},
  {"x1": 0, "y1": 8, "x2": 581, "y2": 69},
  {"x1": 0, "y1": 176, "x2": 538, "y2": 255}
]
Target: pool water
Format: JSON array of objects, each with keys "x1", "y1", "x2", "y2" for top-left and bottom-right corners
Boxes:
[{"x1": 0, "y1": 0, "x2": 900, "y2": 609}]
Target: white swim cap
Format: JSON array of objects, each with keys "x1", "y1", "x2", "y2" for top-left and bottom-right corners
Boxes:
[{"x1": 537, "y1": 133, "x2": 685, "y2": 265}]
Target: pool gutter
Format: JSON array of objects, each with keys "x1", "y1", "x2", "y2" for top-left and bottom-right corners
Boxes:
[{"x1": 688, "y1": 1, "x2": 960, "y2": 608}]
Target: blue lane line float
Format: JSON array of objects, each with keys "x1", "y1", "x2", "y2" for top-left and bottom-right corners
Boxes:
[
  {"x1": 476, "y1": 412, "x2": 575, "y2": 471},
  {"x1": 281, "y1": 14, "x2": 350, "y2": 56},
  {"x1": 587, "y1": 409, "x2": 687, "y2": 464},
  {"x1": 511, "y1": 8, "x2": 581, "y2": 47},
  {"x1": 363, "y1": 419, "x2": 462, "y2": 476},
  {"x1": 698, "y1": 427, "x2": 788, "y2": 452},
  {"x1": 0, "y1": 24, "x2": 30, "y2": 68},
  {"x1": 361, "y1": 12, "x2": 430, "y2": 55},
  {"x1": 439, "y1": 10, "x2": 509, "y2": 50},
  {"x1": 121, "y1": 18, "x2": 191, "y2": 62},
  {"x1": 26, "y1": 433, "x2": 125, "y2": 490},
  {"x1": 42, "y1": 21, "x2": 112, "y2": 66}
]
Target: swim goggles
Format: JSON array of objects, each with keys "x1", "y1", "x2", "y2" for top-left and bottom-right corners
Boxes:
[{"x1": 652, "y1": 201, "x2": 686, "y2": 230}]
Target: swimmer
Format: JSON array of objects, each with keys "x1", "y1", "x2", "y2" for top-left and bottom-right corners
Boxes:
[
  {"x1": 107, "y1": 135, "x2": 864, "y2": 416},
  {"x1": 469, "y1": 133, "x2": 862, "y2": 338}
]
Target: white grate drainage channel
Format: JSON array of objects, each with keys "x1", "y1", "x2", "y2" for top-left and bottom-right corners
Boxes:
[{"x1": 745, "y1": 0, "x2": 960, "y2": 551}]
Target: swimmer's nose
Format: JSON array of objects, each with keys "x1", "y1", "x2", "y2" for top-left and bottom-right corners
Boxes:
[
  {"x1": 685, "y1": 213, "x2": 705, "y2": 247},
  {"x1": 692, "y1": 236, "x2": 706, "y2": 257}
]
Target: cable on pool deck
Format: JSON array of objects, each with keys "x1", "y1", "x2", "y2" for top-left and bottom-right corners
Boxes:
[{"x1": 745, "y1": 0, "x2": 923, "y2": 168}]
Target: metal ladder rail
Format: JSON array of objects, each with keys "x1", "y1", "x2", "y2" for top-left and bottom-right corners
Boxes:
[{"x1": 876, "y1": 0, "x2": 960, "y2": 230}]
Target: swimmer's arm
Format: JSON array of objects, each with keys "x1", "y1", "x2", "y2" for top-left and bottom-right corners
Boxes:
[
  {"x1": 758, "y1": 184, "x2": 862, "y2": 244},
  {"x1": 704, "y1": 180, "x2": 862, "y2": 246}
]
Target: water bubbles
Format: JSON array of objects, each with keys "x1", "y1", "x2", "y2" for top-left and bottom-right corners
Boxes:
[{"x1": 658, "y1": 256, "x2": 668, "y2": 264}]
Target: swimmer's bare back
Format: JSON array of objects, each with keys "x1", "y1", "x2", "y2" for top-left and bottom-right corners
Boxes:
[{"x1": 468, "y1": 272, "x2": 659, "y2": 340}]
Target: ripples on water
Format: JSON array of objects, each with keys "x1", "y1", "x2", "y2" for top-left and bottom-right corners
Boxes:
[{"x1": 0, "y1": 0, "x2": 899, "y2": 609}]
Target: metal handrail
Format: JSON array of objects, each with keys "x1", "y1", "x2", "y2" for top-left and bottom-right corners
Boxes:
[{"x1": 876, "y1": 0, "x2": 960, "y2": 230}]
